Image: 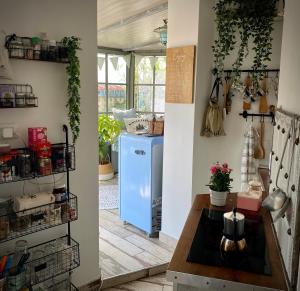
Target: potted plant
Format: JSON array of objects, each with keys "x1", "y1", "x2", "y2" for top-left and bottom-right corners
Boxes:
[
  {"x1": 98, "y1": 114, "x2": 122, "y2": 181},
  {"x1": 208, "y1": 162, "x2": 233, "y2": 206}
]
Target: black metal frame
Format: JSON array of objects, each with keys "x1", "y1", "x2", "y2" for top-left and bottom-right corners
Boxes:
[
  {"x1": 0, "y1": 125, "x2": 79, "y2": 289},
  {"x1": 0, "y1": 84, "x2": 38, "y2": 108},
  {"x1": 0, "y1": 143, "x2": 75, "y2": 185},
  {"x1": 5, "y1": 34, "x2": 69, "y2": 64},
  {"x1": 239, "y1": 110, "x2": 275, "y2": 124},
  {"x1": 223, "y1": 69, "x2": 280, "y2": 74}
]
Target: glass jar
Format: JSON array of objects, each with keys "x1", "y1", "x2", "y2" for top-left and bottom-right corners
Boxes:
[
  {"x1": 48, "y1": 40, "x2": 57, "y2": 61},
  {"x1": 9, "y1": 40, "x2": 24, "y2": 58},
  {"x1": 17, "y1": 153, "x2": 31, "y2": 178},
  {"x1": 38, "y1": 158, "x2": 52, "y2": 176},
  {"x1": 25, "y1": 93, "x2": 36, "y2": 107},
  {"x1": 15, "y1": 93, "x2": 26, "y2": 107}
]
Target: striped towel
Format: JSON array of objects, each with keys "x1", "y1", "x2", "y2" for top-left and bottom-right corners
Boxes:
[{"x1": 241, "y1": 125, "x2": 258, "y2": 191}]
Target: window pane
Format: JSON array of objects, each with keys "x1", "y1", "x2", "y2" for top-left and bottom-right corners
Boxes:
[
  {"x1": 135, "y1": 57, "x2": 153, "y2": 84},
  {"x1": 98, "y1": 53, "x2": 106, "y2": 83},
  {"x1": 134, "y1": 86, "x2": 153, "y2": 112},
  {"x1": 108, "y1": 55, "x2": 127, "y2": 83},
  {"x1": 155, "y1": 57, "x2": 166, "y2": 84},
  {"x1": 108, "y1": 84, "x2": 126, "y2": 111},
  {"x1": 98, "y1": 83, "x2": 106, "y2": 113},
  {"x1": 154, "y1": 86, "x2": 165, "y2": 112}
]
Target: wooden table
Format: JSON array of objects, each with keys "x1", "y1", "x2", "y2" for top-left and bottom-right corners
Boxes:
[{"x1": 167, "y1": 193, "x2": 289, "y2": 291}]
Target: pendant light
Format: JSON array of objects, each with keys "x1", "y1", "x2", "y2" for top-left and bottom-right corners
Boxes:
[{"x1": 154, "y1": 19, "x2": 168, "y2": 46}]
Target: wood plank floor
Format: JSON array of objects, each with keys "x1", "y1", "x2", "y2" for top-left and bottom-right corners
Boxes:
[
  {"x1": 99, "y1": 208, "x2": 174, "y2": 279},
  {"x1": 103, "y1": 272, "x2": 173, "y2": 290}
]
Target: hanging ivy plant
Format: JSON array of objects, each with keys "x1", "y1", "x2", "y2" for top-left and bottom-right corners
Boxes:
[
  {"x1": 212, "y1": 0, "x2": 277, "y2": 86},
  {"x1": 62, "y1": 36, "x2": 81, "y2": 144}
]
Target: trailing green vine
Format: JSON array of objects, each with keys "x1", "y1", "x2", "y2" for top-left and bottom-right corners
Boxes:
[
  {"x1": 212, "y1": 0, "x2": 277, "y2": 86},
  {"x1": 62, "y1": 36, "x2": 81, "y2": 144}
]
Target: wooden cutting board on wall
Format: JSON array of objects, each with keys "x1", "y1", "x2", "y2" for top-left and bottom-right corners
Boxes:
[{"x1": 165, "y1": 45, "x2": 195, "y2": 104}]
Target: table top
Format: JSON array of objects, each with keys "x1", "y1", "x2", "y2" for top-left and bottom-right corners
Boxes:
[{"x1": 167, "y1": 193, "x2": 288, "y2": 290}]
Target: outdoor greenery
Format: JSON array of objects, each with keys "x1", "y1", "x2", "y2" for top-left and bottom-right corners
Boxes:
[
  {"x1": 212, "y1": 0, "x2": 277, "y2": 85},
  {"x1": 208, "y1": 162, "x2": 233, "y2": 192},
  {"x1": 62, "y1": 36, "x2": 81, "y2": 143},
  {"x1": 98, "y1": 114, "x2": 122, "y2": 164}
]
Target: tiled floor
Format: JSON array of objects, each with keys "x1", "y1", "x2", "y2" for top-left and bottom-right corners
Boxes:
[
  {"x1": 103, "y1": 272, "x2": 173, "y2": 291},
  {"x1": 99, "y1": 176, "x2": 175, "y2": 280}
]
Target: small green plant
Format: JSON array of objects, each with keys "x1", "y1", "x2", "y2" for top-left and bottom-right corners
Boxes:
[
  {"x1": 208, "y1": 162, "x2": 233, "y2": 192},
  {"x1": 98, "y1": 114, "x2": 122, "y2": 164},
  {"x1": 62, "y1": 36, "x2": 81, "y2": 144},
  {"x1": 212, "y1": 0, "x2": 277, "y2": 85}
]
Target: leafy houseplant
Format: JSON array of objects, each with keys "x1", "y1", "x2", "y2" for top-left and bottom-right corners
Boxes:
[
  {"x1": 212, "y1": 0, "x2": 277, "y2": 86},
  {"x1": 98, "y1": 114, "x2": 122, "y2": 180},
  {"x1": 208, "y1": 162, "x2": 233, "y2": 206},
  {"x1": 62, "y1": 36, "x2": 81, "y2": 144}
]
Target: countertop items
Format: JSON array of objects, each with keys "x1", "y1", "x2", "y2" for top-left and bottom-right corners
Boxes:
[{"x1": 167, "y1": 193, "x2": 288, "y2": 291}]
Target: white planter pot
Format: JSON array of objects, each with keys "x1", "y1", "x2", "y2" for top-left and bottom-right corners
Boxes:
[
  {"x1": 209, "y1": 189, "x2": 228, "y2": 206},
  {"x1": 99, "y1": 163, "x2": 114, "y2": 181}
]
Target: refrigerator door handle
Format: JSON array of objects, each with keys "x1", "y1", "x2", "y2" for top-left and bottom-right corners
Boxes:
[{"x1": 134, "y1": 149, "x2": 146, "y2": 155}]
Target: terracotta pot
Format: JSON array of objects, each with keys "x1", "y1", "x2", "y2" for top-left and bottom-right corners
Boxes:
[
  {"x1": 209, "y1": 189, "x2": 228, "y2": 206},
  {"x1": 99, "y1": 163, "x2": 114, "y2": 181}
]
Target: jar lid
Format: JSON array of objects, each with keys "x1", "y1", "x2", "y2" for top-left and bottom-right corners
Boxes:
[
  {"x1": 53, "y1": 184, "x2": 66, "y2": 189},
  {"x1": 49, "y1": 40, "x2": 56, "y2": 46}
]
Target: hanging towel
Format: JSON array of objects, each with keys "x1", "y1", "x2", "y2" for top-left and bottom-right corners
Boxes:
[{"x1": 241, "y1": 124, "x2": 258, "y2": 191}]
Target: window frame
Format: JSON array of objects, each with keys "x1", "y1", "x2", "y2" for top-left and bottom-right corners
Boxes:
[
  {"x1": 133, "y1": 55, "x2": 166, "y2": 114},
  {"x1": 98, "y1": 50, "x2": 130, "y2": 114}
]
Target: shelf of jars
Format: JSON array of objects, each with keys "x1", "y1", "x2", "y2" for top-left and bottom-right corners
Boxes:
[
  {"x1": 0, "y1": 143, "x2": 75, "y2": 185},
  {"x1": 0, "y1": 84, "x2": 38, "y2": 109},
  {"x1": 1, "y1": 236, "x2": 80, "y2": 290},
  {"x1": 0, "y1": 192, "x2": 78, "y2": 243},
  {"x1": 5, "y1": 35, "x2": 69, "y2": 64}
]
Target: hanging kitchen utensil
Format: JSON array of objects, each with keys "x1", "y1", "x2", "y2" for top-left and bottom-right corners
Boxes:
[
  {"x1": 262, "y1": 118, "x2": 294, "y2": 212},
  {"x1": 243, "y1": 75, "x2": 252, "y2": 110},
  {"x1": 224, "y1": 75, "x2": 232, "y2": 114},
  {"x1": 259, "y1": 76, "x2": 269, "y2": 113},
  {"x1": 200, "y1": 77, "x2": 225, "y2": 137},
  {"x1": 254, "y1": 120, "x2": 265, "y2": 160}
]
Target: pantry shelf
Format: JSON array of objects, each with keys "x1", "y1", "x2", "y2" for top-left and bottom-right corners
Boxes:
[
  {"x1": 0, "y1": 143, "x2": 75, "y2": 185},
  {"x1": 5, "y1": 35, "x2": 69, "y2": 64},
  {"x1": 4, "y1": 236, "x2": 80, "y2": 288},
  {"x1": 0, "y1": 193, "x2": 78, "y2": 243}
]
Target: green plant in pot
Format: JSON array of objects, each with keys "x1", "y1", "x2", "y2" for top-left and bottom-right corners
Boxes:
[
  {"x1": 212, "y1": 0, "x2": 277, "y2": 87},
  {"x1": 98, "y1": 114, "x2": 122, "y2": 180},
  {"x1": 207, "y1": 162, "x2": 233, "y2": 206}
]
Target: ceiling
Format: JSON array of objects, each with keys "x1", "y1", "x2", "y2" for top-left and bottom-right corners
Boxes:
[{"x1": 97, "y1": 0, "x2": 168, "y2": 51}]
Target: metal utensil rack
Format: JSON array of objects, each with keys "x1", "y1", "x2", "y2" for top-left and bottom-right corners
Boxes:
[{"x1": 0, "y1": 125, "x2": 79, "y2": 290}]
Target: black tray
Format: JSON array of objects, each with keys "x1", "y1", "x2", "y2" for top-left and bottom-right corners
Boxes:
[{"x1": 187, "y1": 208, "x2": 272, "y2": 275}]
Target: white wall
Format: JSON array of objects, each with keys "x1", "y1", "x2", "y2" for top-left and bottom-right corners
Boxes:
[
  {"x1": 162, "y1": 0, "x2": 283, "y2": 240},
  {"x1": 0, "y1": 0, "x2": 99, "y2": 287},
  {"x1": 161, "y1": 0, "x2": 200, "y2": 240},
  {"x1": 277, "y1": 0, "x2": 300, "y2": 114}
]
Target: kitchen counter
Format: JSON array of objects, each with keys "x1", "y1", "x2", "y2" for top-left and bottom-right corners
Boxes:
[{"x1": 167, "y1": 193, "x2": 289, "y2": 291}]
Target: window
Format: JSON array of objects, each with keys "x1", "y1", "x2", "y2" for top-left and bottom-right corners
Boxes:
[
  {"x1": 134, "y1": 56, "x2": 166, "y2": 113},
  {"x1": 98, "y1": 53, "x2": 128, "y2": 113}
]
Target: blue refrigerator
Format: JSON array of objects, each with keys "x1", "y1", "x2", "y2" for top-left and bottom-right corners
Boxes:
[{"x1": 119, "y1": 133, "x2": 163, "y2": 236}]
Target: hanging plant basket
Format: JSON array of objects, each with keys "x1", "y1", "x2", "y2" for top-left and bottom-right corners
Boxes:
[{"x1": 212, "y1": 0, "x2": 278, "y2": 86}]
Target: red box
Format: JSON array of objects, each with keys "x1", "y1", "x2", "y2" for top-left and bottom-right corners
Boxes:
[
  {"x1": 237, "y1": 191, "x2": 262, "y2": 212},
  {"x1": 28, "y1": 127, "x2": 47, "y2": 147}
]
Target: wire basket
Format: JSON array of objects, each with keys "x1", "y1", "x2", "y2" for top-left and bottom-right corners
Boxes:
[
  {"x1": 0, "y1": 193, "x2": 78, "y2": 243},
  {"x1": 32, "y1": 277, "x2": 78, "y2": 291},
  {"x1": 0, "y1": 143, "x2": 75, "y2": 185},
  {"x1": 3, "y1": 236, "x2": 80, "y2": 289}
]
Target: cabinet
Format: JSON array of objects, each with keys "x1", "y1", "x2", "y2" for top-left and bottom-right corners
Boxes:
[{"x1": 119, "y1": 133, "x2": 163, "y2": 236}]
